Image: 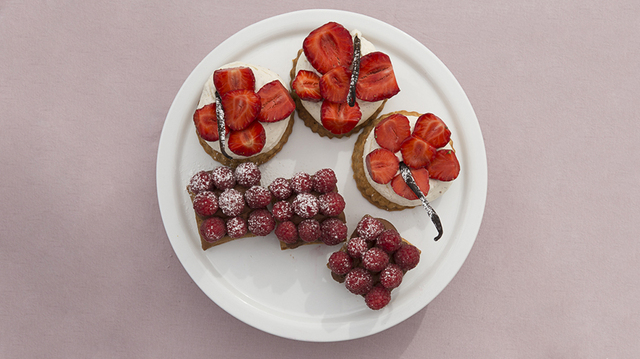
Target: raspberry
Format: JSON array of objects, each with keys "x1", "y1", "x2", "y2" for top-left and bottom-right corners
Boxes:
[
  {"x1": 312, "y1": 168, "x2": 337, "y2": 193},
  {"x1": 188, "y1": 171, "x2": 214, "y2": 194},
  {"x1": 218, "y1": 188, "x2": 245, "y2": 217},
  {"x1": 271, "y1": 200, "x2": 293, "y2": 222},
  {"x1": 275, "y1": 221, "x2": 298, "y2": 244},
  {"x1": 318, "y1": 192, "x2": 345, "y2": 217},
  {"x1": 320, "y1": 218, "x2": 347, "y2": 246},
  {"x1": 362, "y1": 247, "x2": 389, "y2": 272},
  {"x1": 298, "y1": 219, "x2": 321, "y2": 242},
  {"x1": 292, "y1": 193, "x2": 319, "y2": 219},
  {"x1": 247, "y1": 209, "x2": 275, "y2": 236},
  {"x1": 393, "y1": 244, "x2": 421, "y2": 271},
  {"x1": 364, "y1": 285, "x2": 391, "y2": 310},
  {"x1": 192, "y1": 191, "x2": 218, "y2": 217},
  {"x1": 200, "y1": 217, "x2": 226, "y2": 243},
  {"x1": 211, "y1": 166, "x2": 236, "y2": 190},
  {"x1": 356, "y1": 216, "x2": 385, "y2": 242},
  {"x1": 234, "y1": 162, "x2": 261, "y2": 187},
  {"x1": 375, "y1": 229, "x2": 402, "y2": 253},
  {"x1": 268, "y1": 177, "x2": 292, "y2": 200},
  {"x1": 328, "y1": 251, "x2": 352, "y2": 275},
  {"x1": 226, "y1": 216, "x2": 247, "y2": 239},
  {"x1": 379, "y1": 264, "x2": 403, "y2": 289},
  {"x1": 344, "y1": 268, "x2": 373, "y2": 295},
  {"x1": 346, "y1": 237, "x2": 369, "y2": 259},
  {"x1": 290, "y1": 172, "x2": 313, "y2": 193},
  {"x1": 244, "y1": 186, "x2": 272, "y2": 209}
]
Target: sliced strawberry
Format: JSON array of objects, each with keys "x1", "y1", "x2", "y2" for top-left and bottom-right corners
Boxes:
[
  {"x1": 427, "y1": 149, "x2": 460, "y2": 181},
  {"x1": 221, "y1": 89, "x2": 261, "y2": 131},
  {"x1": 256, "y1": 80, "x2": 295, "y2": 123},
  {"x1": 292, "y1": 70, "x2": 322, "y2": 102},
  {"x1": 400, "y1": 136, "x2": 437, "y2": 169},
  {"x1": 319, "y1": 66, "x2": 351, "y2": 103},
  {"x1": 320, "y1": 100, "x2": 362, "y2": 135},
  {"x1": 213, "y1": 67, "x2": 255, "y2": 95},
  {"x1": 227, "y1": 121, "x2": 266, "y2": 156},
  {"x1": 366, "y1": 148, "x2": 399, "y2": 184},
  {"x1": 356, "y1": 52, "x2": 400, "y2": 102},
  {"x1": 413, "y1": 113, "x2": 451, "y2": 148},
  {"x1": 374, "y1": 114, "x2": 411, "y2": 153},
  {"x1": 193, "y1": 103, "x2": 221, "y2": 141},
  {"x1": 391, "y1": 168, "x2": 430, "y2": 200},
  {"x1": 302, "y1": 22, "x2": 353, "y2": 74}
]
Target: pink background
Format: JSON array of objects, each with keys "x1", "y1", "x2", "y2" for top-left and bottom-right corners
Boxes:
[{"x1": 2, "y1": 1, "x2": 639, "y2": 357}]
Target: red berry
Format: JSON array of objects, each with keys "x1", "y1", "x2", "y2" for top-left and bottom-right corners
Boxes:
[
  {"x1": 218, "y1": 188, "x2": 245, "y2": 217},
  {"x1": 320, "y1": 218, "x2": 347, "y2": 246},
  {"x1": 356, "y1": 216, "x2": 385, "y2": 242},
  {"x1": 247, "y1": 209, "x2": 275, "y2": 236},
  {"x1": 426, "y1": 149, "x2": 460, "y2": 182},
  {"x1": 328, "y1": 251, "x2": 353, "y2": 275},
  {"x1": 234, "y1": 162, "x2": 261, "y2": 188},
  {"x1": 356, "y1": 51, "x2": 400, "y2": 102},
  {"x1": 400, "y1": 135, "x2": 437, "y2": 169},
  {"x1": 362, "y1": 247, "x2": 389, "y2": 273},
  {"x1": 376, "y1": 229, "x2": 402, "y2": 253},
  {"x1": 290, "y1": 172, "x2": 313, "y2": 193},
  {"x1": 292, "y1": 193, "x2": 319, "y2": 219},
  {"x1": 268, "y1": 177, "x2": 292, "y2": 200},
  {"x1": 303, "y1": 22, "x2": 353, "y2": 74},
  {"x1": 298, "y1": 219, "x2": 321, "y2": 242},
  {"x1": 193, "y1": 103, "x2": 223, "y2": 141},
  {"x1": 318, "y1": 192, "x2": 345, "y2": 217},
  {"x1": 200, "y1": 217, "x2": 226, "y2": 243},
  {"x1": 220, "y1": 89, "x2": 261, "y2": 131},
  {"x1": 346, "y1": 237, "x2": 369, "y2": 259},
  {"x1": 413, "y1": 113, "x2": 451, "y2": 148},
  {"x1": 344, "y1": 268, "x2": 373, "y2": 295},
  {"x1": 213, "y1": 66, "x2": 255, "y2": 95},
  {"x1": 394, "y1": 244, "x2": 421, "y2": 271},
  {"x1": 364, "y1": 285, "x2": 391, "y2": 310},
  {"x1": 292, "y1": 70, "x2": 322, "y2": 102},
  {"x1": 244, "y1": 186, "x2": 271, "y2": 209},
  {"x1": 365, "y1": 148, "x2": 399, "y2": 184},
  {"x1": 271, "y1": 200, "x2": 293, "y2": 222},
  {"x1": 256, "y1": 80, "x2": 295, "y2": 123},
  {"x1": 319, "y1": 66, "x2": 351, "y2": 103},
  {"x1": 379, "y1": 264, "x2": 403, "y2": 289},
  {"x1": 275, "y1": 221, "x2": 298, "y2": 244},
  {"x1": 192, "y1": 191, "x2": 219, "y2": 217},
  {"x1": 320, "y1": 100, "x2": 361, "y2": 135},
  {"x1": 312, "y1": 168, "x2": 337, "y2": 193},
  {"x1": 374, "y1": 113, "x2": 411, "y2": 153},
  {"x1": 226, "y1": 216, "x2": 248, "y2": 239},
  {"x1": 227, "y1": 121, "x2": 266, "y2": 157},
  {"x1": 188, "y1": 171, "x2": 214, "y2": 194},
  {"x1": 391, "y1": 167, "x2": 430, "y2": 201},
  {"x1": 211, "y1": 166, "x2": 236, "y2": 190}
]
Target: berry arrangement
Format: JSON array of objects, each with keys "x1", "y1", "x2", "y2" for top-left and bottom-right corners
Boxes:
[
  {"x1": 193, "y1": 66, "x2": 296, "y2": 157},
  {"x1": 327, "y1": 215, "x2": 421, "y2": 310},
  {"x1": 291, "y1": 22, "x2": 400, "y2": 136},
  {"x1": 366, "y1": 112, "x2": 460, "y2": 200},
  {"x1": 188, "y1": 165, "x2": 348, "y2": 250}
]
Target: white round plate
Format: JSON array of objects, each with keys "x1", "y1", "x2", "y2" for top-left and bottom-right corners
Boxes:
[{"x1": 157, "y1": 9, "x2": 487, "y2": 342}]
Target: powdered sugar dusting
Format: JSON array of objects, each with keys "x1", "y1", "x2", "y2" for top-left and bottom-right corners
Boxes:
[
  {"x1": 218, "y1": 188, "x2": 244, "y2": 217},
  {"x1": 292, "y1": 193, "x2": 319, "y2": 218}
]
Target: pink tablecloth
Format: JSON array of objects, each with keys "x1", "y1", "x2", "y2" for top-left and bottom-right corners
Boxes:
[{"x1": 2, "y1": 1, "x2": 639, "y2": 357}]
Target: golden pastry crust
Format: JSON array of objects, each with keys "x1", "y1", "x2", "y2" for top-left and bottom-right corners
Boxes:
[
  {"x1": 351, "y1": 111, "x2": 424, "y2": 211},
  {"x1": 196, "y1": 113, "x2": 295, "y2": 167},
  {"x1": 290, "y1": 49, "x2": 387, "y2": 139}
]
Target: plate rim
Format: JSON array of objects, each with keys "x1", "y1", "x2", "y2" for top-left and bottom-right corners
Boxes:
[{"x1": 156, "y1": 8, "x2": 487, "y2": 342}]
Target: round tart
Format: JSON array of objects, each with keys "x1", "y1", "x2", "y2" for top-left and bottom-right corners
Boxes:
[
  {"x1": 352, "y1": 111, "x2": 460, "y2": 211},
  {"x1": 290, "y1": 22, "x2": 400, "y2": 138},
  {"x1": 193, "y1": 62, "x2": 295, "y2": 167}
]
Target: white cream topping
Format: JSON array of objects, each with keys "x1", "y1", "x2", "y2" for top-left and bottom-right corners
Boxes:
[
  {"x1": 197, "y1": 62, "x2": 291, "y2": 159},
  {"x1": 294, "y1": 30, "x2": 385, "y2": 127},
  {"x1": 362, "y1": 115, "x2": 454, "y2": 206}
]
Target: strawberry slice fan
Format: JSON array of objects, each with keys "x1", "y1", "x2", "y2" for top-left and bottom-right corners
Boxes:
[{"x1": 348, "y1": 36, "x2": 442, "y2": 241}]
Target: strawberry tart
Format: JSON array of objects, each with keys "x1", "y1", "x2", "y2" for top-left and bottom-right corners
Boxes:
[
  {"x1": 352, "y1": 111, "x2": 460, "y2": 211},
  {"x1": 290, "y1": 22, "x2": 400, "y2": 138},
  {"x1": 193, "y1": 62, "x2": 296, "y2": 167},
  {"x1": 327, "y1": 215, "x2": 421, "y2": 310}
]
